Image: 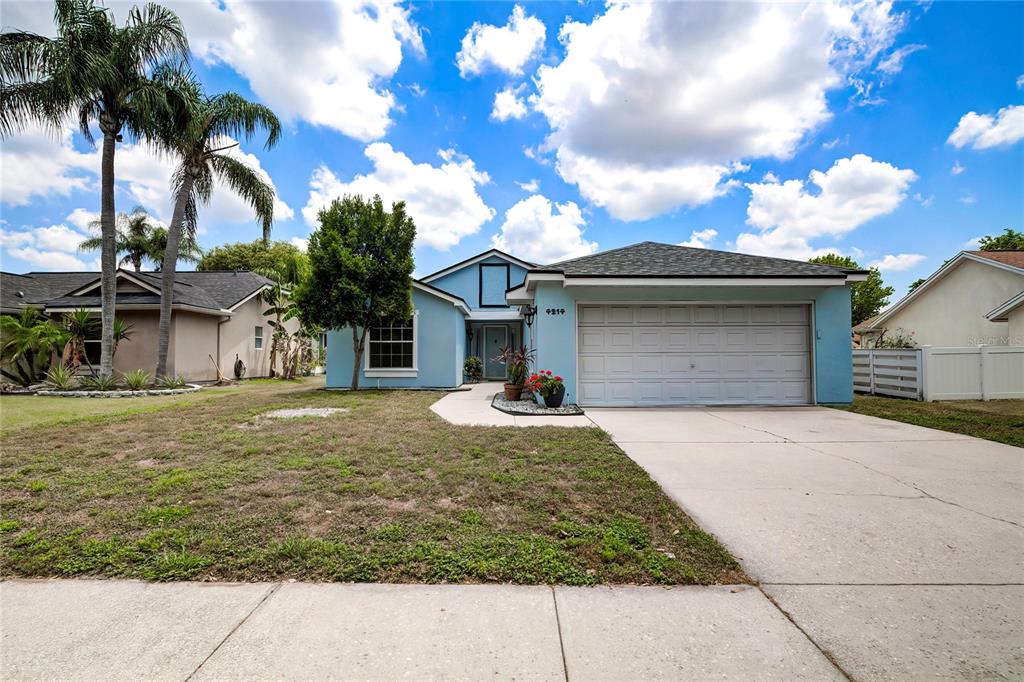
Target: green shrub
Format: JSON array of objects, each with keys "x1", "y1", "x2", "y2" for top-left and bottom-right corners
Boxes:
[
  {"x1": 43, "y1": 363, "x2": 77, "y2": 391},
  {"x1": 122, "y1": 369, "x2": 151, "y2": 391},
  {"x1": 463, "y1": 356, "x2": 483, "y2": 382},
  {"x1": 80, "y1": 373, "x2": 120, "y2": 391},
  {"x1": 155, "y1": 374, "x2": 188, "y2": 389}
]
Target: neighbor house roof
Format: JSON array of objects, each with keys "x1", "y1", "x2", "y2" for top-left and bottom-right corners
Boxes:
[
  {"x1": 542, "y1": 242, "x2": 865, "y2": 278},
  {"x1": 969, "y1": 250, "x2": 1024, "y2": 269},
  {"x1": 1, "y1": 269, "x2": 277, "y2": 315},
  {"x1": 986, "y1": 290, "x2": 1024, "y2": 322},
  {"x1": 854, "y1": 250, "x2": 1024, "y2": 332}
]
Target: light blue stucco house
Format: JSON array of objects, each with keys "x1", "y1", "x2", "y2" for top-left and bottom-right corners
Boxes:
[{"x1": 326, "y1": 242, "x2": 867, "y2": 406}]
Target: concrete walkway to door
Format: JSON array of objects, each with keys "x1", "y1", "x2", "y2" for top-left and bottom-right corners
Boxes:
[
  {"x1": 586, "y1": 406, "x2": 1024, "y2": 681},
  {"x1": 430, "y1": 382, "x2": 593, "y2": 427}
]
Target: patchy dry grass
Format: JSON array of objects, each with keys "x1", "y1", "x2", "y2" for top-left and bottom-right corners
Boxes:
[
  {"x1": 837, "y1": 395, "x2": 1024, "y2": 447},
  {"x1": 0, "y1": 383, "x2": 743, "y2": 585}
]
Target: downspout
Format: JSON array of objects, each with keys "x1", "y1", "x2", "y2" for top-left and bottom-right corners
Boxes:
[{"x1": 217, "y1": 315, "x2": 230, "y2": 378}]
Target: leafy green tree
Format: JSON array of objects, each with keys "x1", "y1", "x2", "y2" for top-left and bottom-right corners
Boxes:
[
  {"x1": 908, "y1": 277, "x2": 926, "y2": 293},
  {"x1": 197, "y1": 240, "x2": 305, "y2": 273},
  {"x1": 295, "y1": 195, "x2": 416, "y2": 390},
  {"x1": 1, "y1": 0, "x2": 189, "y2": 377},
  {"x1": 977, "y1": 229, "x2": 1024, "y2": 251},
  {"x1": 151, "y1": 67, "x2": 281, "y2": 378},
  {"x1": 79, "y1": 206, "x2": 200, "y2": 271},
  {"x1": 809, "y1": 254, "x2": 894, "y2": 326},
  {"x1": 0, "y1": 309, "x2": 69, "y2": 386}
]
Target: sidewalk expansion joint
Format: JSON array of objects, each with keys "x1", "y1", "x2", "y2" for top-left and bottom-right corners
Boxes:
[
  {"x1": 550, "y1": 587, "x2": 570, "y2": 682},
  {"x1": 756, "y1": 585, "x2": 854, "y2": 682},
  {"x1": 184, "y1": 582, "x2": 282, "y2": 681}
]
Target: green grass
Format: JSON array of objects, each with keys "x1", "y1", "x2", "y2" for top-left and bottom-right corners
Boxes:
[
  {"x1": 837, "y1": 395, "x2": 1024, "y2": 447},
  {"x1": 0, "y1": 381, "x2": 743, "y2": 586},
  {"x1": 0, "y1": 378, "x2": 303, "y2": 433}
]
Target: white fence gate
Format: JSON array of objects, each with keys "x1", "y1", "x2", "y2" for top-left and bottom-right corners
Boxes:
[{"x1": 854, "y1": 346, "x2": 1024, "y2": 401}]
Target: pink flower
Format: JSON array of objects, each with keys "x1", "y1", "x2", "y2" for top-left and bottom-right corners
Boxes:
[{"x1": 554, "y1": 376, "x2": 562, "y2": 381}]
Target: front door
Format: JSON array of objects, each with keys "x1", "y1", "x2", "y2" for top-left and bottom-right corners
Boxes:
[{"x1": 483, "y1": 326, "x2": 508, "y2": 379}]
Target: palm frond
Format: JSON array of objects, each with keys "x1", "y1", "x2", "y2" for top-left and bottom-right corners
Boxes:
[
  {"x1": 207, "y1": 93, "x2": 282, "y2": 149},
  {"x1": 208, "y1": 152, "x2": 276, "y2": 241}
]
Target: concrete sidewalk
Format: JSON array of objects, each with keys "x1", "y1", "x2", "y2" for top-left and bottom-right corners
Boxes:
[
  {"x1": 430, "y1": 382, "x2": 594, "y2": 427},
  {"x1": 0, "y1": 579, "x2": 843, "y2": 681}
]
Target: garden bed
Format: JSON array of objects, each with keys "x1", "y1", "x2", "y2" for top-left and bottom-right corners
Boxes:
[
  {"x1": 491, "y1": 392, "x2": 585, "y2": 416},
  {"x1": 35, "y1": 385, "x2": 202, "y2": 398}
]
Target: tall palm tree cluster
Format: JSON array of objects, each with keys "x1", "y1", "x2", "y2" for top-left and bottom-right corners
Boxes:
[{"x1": 0, "y1": 0, "x2": 281, "y2": 378}]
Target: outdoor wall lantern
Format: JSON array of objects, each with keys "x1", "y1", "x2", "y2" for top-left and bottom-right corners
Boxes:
[{"x1": 523, "y1": 305, "x2": 537, "y2": 328}]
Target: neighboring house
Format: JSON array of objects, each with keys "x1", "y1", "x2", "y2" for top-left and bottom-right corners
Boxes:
[
  {"x1": 327, "y1": 242, "x2": 866, "y2": 406},
  {"x1": 0, "y1": 269, "x2": 300, "y2": 381},
  {"x1": 854, "y1": 250, "x2": 1024, "y2": 348}
]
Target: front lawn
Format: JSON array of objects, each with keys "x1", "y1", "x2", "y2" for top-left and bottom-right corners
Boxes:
[
  {"x1": 0, "y1": 383, "x2": 743, "y2": 585},
  {"x1": 837, "y1": 395, "x2": 1024, "y2": 447}
]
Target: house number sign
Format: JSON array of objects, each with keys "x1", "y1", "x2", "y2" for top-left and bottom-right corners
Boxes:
[{"x1": 545, "y1": 308, "x2": 566, "y2": 315}]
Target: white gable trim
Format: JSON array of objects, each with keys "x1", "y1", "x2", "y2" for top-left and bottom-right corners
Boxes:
[
  {"x1": 864, "y1": 251, "x2": 1024, "y2": 330},
  {"x1": 67, "y1": 270, "x2": 162, "y2": 297},
  {"x1": 420, "y1": 249, "x2": 534, "y2": 283},
  {"x1": 986, "y1": 290, "x2": 1024, "y2": 322}
]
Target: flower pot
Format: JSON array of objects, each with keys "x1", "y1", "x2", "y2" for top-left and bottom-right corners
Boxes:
[
  {"x1": 543, "y1": 386, "x2": 565, "y2": 408},
  {"x1": 504, "y1": 383, "x2": 524, "y2": 401}
]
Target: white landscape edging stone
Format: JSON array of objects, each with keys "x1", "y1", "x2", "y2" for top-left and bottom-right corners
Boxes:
[{"x1": 35, "y1": 384, "x2": 203, "y2": 398}]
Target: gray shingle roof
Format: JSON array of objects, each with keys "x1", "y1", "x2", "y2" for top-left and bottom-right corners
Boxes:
[
  {"x1": 1, "y1": 270, "x2": 274, "y2": 313},
  {"x1": 543, "y1": 242, "x2": 862, "y2": 278}
]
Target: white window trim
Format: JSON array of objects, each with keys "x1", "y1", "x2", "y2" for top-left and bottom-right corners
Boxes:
[
  {"x1": 254, "y1": 325, "x2": 264, "y2": 350},
  {"x1": 365, "y1": 310, "x2": 419, "y2": 378}
]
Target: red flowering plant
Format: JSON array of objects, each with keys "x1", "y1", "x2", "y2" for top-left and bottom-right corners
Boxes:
[{"x1": 525, "y1": 370, "x2": 564, "y2": 398}]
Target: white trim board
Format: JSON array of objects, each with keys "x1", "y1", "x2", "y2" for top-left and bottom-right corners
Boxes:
[{"x1": 364, "y1": 310, "x2": 419, "y2": 377}]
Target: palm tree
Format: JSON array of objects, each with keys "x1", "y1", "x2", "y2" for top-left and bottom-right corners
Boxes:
[
  {"x1": 79, "y1": 206, "x2": 201, "y2": 271},
  {"x1": 0, "y1": 309, "x2": 69, "y2": 387},
  {"x1": 1, "y1": 0, "x2": 188, "y2": 377},
  {"x1": 152, "y1": 68, "x2": 280, "y2": 377}
]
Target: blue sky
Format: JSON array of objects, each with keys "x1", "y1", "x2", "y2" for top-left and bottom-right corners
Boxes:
[{"x1": 1, "y1": 0, "x2": 1021, "y2": 295}]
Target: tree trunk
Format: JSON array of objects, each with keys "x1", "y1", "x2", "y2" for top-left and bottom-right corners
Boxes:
[
  {"x1": 98, "y1": 131, "x2": 118, "y2": 377},
  {"x1": 155, "y1": 176, "x2": 194, "y2": 377},
  {"x1": 132, "y1": 255, "x2": 141, "y2": 272},
  {"x1": 351, "y1": 326, "x2": 366, "y2": 391}
]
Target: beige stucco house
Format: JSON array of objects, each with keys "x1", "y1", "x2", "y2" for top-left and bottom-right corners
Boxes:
[
  {"x1": 1, "y1": 269, "x2": 301, "y2": 381},
  {"x1": 854, "y1": 250, "x2": 1024, "y2": 347}
]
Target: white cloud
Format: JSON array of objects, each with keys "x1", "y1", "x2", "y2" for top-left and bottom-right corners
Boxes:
[
  {"x1": 302, "y1": 143, "x2": 495, "y2": 251},
  {"x1": 532, "y1": 2, "x2": 910, "y2": 221},
  {"x1": 456, "y1": 5, "x2": 546, "y2": 78},
  {"x1": 0, "y1": 223, "x2": 92, "y2": 271},
  {"x1": 1017, "y1": 74, "x2": 1024, "y2": 89},
  {"x1": 289, "y1": 236, "x2": 309, "y2": 252},
  {"x1": 678, "y1": 229, "x2": 718, "y2": 249},
  {"x1": 951, "y1": 160, "x2": 966, "y2": 175},
  {"x1": 964, "y1": 236, "x2": 982, "y2": 248},
  {"x1": 761, "y1": 172, "x2": 780, "y2": 184},
  {"x1": 959, "y1": 194, "x2": 977, "y2": 205},
  {"x1": 0, "y1": 121, "x2": 291, "y2": 236},
  {"x1": 65, "y1": 209, "x2": 99, "y2": 231},
  {"x1": 0, "y1": 124, "x2": 93, "y2": 206},
  {"x1": 737, "y1": 154, "x2": 917, "y2": 259},
  {"x1": 913, "y1": 192, "x2": 934, "y2": 207},
  {"x1": 516, "y1": 179, "x2": 539, "y2": 193},
  {"x1": 947, "y1": 105, "x2": 1024, "y2": 150},
  {"x1": 491, "y1": 195, "x2": 596, "y2": 263},
  {"x1": 876, "y1": 43, "x2": 925, "y2": 74},
  {"x1": 176, "y1": 0, "x2": 422, "y2": 142},
  {"x1": 869, "y1": 253, "x2": 926, "y2": 271},
  {"x1": 491, "y1": 86, "x2": 529, "y2": 121}
]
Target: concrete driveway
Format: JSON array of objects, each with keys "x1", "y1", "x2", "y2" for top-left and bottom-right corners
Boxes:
[{"x1": 587, "y1": 406, "x2": 1024, "y2": 681}]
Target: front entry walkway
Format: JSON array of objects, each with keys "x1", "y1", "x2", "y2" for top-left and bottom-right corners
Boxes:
[
  {"x1": 586, "y1": 406, "x2": 1024, "y2": 681},
  {"x1": 430, "y1": 382, "x2": 592, "y2": 427}
]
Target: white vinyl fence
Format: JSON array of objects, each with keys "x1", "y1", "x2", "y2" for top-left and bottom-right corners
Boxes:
[{"x1": 854, "y1": 346, "x2": 1024, "y2": 401}]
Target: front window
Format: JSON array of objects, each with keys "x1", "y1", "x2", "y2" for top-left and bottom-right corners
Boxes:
[
  {"x1": 254, "y1": 325, "x2": 263, "y2": 350},
  {"x1": 368, "y1": 319, "x2": 414, "y2": 369}
]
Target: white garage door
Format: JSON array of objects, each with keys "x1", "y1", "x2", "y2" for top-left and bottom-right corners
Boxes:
[{"x1": 577, "y1": 304, "x2": 811, "y2": 406}]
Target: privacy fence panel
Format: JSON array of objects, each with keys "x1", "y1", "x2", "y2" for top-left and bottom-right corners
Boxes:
[
  {"x1": 855, "y1": 346, "x2": 1024, "y2": 401},
  {"x1": 852, "y1": 349, "x2": 921, "y2": 399}
]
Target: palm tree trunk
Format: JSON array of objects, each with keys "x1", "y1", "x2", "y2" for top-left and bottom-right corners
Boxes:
[
  {"x1": 155, "y1": 177, "x2": 194, "y2": 377},
  {"x1": 99, "y1": 131, "x2": 118, "y2": 377}
]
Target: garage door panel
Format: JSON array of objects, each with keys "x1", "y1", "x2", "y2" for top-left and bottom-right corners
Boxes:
[{"x1": 577, "y1": 304, "x2": 811, "y2": 406}]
